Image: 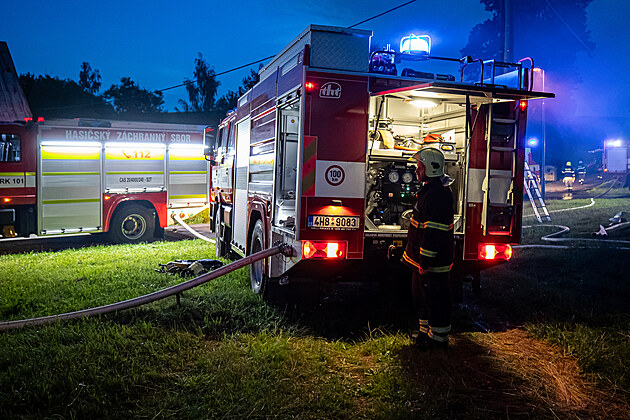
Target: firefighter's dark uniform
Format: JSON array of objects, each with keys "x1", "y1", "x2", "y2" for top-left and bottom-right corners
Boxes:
[{"x1": 402, "y1": 177, "x2": 454, "y2": 345}]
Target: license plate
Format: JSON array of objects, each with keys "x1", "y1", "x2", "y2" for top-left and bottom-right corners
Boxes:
[{"x1": 307, "y1": 215, "x2": 360, "y2": 230}]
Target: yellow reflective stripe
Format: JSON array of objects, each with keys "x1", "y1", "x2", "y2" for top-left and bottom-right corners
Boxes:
[
  {"x1": 430, "y1": 325, "x2": 451, "y2": 334},
  {"x1": 42, "y1": 172, "x2": 99, "y2": 176},
  {"x1": 421, "y1": 221, "x2": 453, "y2": 231},
  {"x1": 169, "y1": 171, "x2": 206, "y2": 174},
  {"x1": 106, "y1": 171, "x2": 162, "y2": 175},
  {"x1": 419, "y1": 326, "x2": 429, "y2": 334},
  {"x1": 41, "y1": 147, "x2": 100, "y2": 160},
  {"x1": 419, "y1": 319, "x2": 429, "y2": 326},
  {"x1": 25, "y1": 172, "x2": 36, "y2": 176},
  {"x1": 410, "y1": 217, "x2": 419, "y2": 228},
  {"x1": 0, "y1": 172, "x2": 25, "y2": 176},
  {"x1": 402, "y1": 251, "x2": 419, "y2": 268},
  {"x1": 419, "y1": 247, "x2": 437, "y2": 257},
  {"x1": 424, "y1": 264, "x2": 452, "y2": 273},
  {"x1": 42, "y1": 198, "x2": 100, "y2": 204},
  {"x1": 168, "y1": 194, "x2": 206, "y2": 199}
]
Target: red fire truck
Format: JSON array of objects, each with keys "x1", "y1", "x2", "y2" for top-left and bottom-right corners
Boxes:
[
  {"x1": 0, "y1": 118, "x2": 211, "y2": 242},
  {"x1": 209, "y1": 25, "x2": 553, "y2": 293}
]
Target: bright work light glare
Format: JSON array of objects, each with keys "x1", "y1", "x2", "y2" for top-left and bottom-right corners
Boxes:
[
  {"x1": 408, "y1": 99, "x2": 438, "y2": 109},
  {"x1": 528, "y1": 137, "x2": 539, "y2": 147},
  {"x1": 400, "y1": 34, "x2": 431, "y2": 55},
  {"x1": 606, "y1": 139, "x2": 622, "y2": 148}
]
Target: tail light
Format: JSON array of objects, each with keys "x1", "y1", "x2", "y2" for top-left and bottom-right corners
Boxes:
[
  {"x1": 478, "y1": 243, "x2": 512, "y2": 261},
  {"x1": 302, "y1": 240, "x2": 347, "y2": 259},
  {"x1": 518, "y1": 100, "x2": 528, "y2": 111}
]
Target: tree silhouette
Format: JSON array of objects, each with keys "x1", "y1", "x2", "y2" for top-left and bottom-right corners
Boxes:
[
  {"x1": 178, "y1": 53, "x2": 220, "y2": 112},
  {"x1": 78, "y1": 62, "x2": 102, "y2": 95},
  {"x1": 461, "y1": 0, "x2": 595, "y2": 162},
  {"x1": 19, "y1": 73, "x2": 114, "y2": 119},
  {"x1": 214, "y1": 64, "x2": 263, "y2": 118},
  {"x1": 103, "y1": 77, "x2": 164, "y2": 116}
]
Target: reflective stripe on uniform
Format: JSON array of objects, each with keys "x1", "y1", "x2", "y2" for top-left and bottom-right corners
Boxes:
[
  {"x1": 419, "y1": 247, "x2": 437, "y2": 257},
  {"x1": 420, "y1": 221, "x2": 454, "y2": 231},
  {"x1": 421, "y1": 264, "x2": 453, "y2": 274},
  {"x1": 430, "y1": 325, "x2": 451, "y2": 334},
  {"x1": 410, "y1": 217, "x2": 419, "y2": 228},
  {"x1": 419, "y1": 319, "x2": 429, "y2": 334},
  {"x1": 402, "y1": 251, "x2": 419, "y2": 268},
  {"x1": 428, "y1": 330, "x2": 449, "y2": 342}
]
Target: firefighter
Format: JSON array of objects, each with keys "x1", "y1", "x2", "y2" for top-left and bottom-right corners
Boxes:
[
  {"x1": 402, "y1": 148, "x2": 454, "y2": 350},
  {"x1": 577, "y1": 160, "x2": 586, "y2": 184},
  {"x1": 562, "y1": 161, "x2": 575, "y2": 199}
]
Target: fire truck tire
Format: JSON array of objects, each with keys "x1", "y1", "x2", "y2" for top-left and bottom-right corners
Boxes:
[
  {"x1": 109, "y1": 205, "x2": 155, "y2": 244},
  {"x1": 249, "y1": 220, "x2": 267, "y2": 295}
]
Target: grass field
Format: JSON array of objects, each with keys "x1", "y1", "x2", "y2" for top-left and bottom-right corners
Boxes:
[{"x1": 0, "y1": 198, "x2": 629, "y2": 418}]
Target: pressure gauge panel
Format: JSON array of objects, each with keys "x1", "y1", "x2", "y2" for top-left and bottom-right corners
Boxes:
[
  {"x1": 402, "y1": 171, "x2": 414, "y2": 184},
  {"x1": 387, "y1": 170, "x2": 400, "y2": 183}
]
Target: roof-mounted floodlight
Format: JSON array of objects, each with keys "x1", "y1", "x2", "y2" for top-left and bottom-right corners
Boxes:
[{"x1": 400, "y1": 34, "x2": 431, "y2": 56}]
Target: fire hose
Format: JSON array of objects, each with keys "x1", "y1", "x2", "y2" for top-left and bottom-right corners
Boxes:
[{"x1": 0, "y1": 243, "x2": 294, "y2": 331}]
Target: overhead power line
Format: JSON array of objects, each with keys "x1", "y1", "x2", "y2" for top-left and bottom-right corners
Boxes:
[
  {"x1": 348, "y1": 0, "x2": 416, "y2": 29},
  {"x1": 545, "y1": 0, "x2": 593, "y2": 57},
  {"x1": 34, "y1": 0, "x2": 418, "y2": 112},
  {"x1": 157, "y1": 55, "x2": 274, "y2": 93}
]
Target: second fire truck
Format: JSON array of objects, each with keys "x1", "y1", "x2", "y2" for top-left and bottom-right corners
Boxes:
[
  {"x1": 0, "y1": 119, "x2": 212, "y2": 243},
  {"x1": 209, "y1": 25, "x2": 554, "y2": 293}
]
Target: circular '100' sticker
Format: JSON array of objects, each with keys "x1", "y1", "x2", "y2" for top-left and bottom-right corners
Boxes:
[{"x1": 325, "y1": 165, "x2": 345, "y2": 186}]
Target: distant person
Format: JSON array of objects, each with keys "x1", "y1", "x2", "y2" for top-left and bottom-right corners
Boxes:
[
  {"x1": 562, "y1": 161, "x2": 575, "y2": 199},
  {"x1": 402, "y1": 148, "x2": 454, "y2": 351},
  {"x1": 577, "y1": 160, "x2": 586, "y2": 184}
]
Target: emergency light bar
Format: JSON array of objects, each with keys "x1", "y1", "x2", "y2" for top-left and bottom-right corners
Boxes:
[{"x1": 400, "y1": 34, "x2": 431, "y2": 56}]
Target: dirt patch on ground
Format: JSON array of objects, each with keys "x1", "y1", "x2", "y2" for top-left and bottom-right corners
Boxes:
[{"x1": 472, "y1": 329, "x2": 630, "y2": 419}]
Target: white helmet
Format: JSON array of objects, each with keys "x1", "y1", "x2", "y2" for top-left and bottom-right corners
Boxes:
[{"x1": 412, "y1": 147, "x2": 445, "y2": 177}]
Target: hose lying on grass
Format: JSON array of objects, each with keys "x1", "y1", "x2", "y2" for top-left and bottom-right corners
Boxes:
[
  {"x1": 171, "y1": 213, "x2": 215, "y2": 243},
  {"x1": 0, "y1": 243, "x2": 294, "y2": 332},
  {"x1": 521, "y1": 197, "x2": 630, "y2": 248}
]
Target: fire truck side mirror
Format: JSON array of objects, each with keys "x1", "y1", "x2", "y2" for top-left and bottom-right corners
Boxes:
[{"x1": 204, "y1": 149, "x2": 216, "y2": 165}]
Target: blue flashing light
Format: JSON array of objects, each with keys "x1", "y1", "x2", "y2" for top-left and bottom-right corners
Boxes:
[
  {"x1": 400, "y1": 34, "x2": 431, "y2": 55},
  {"x1": 527, "y1": 137, "x2": 539, "y2": 147}
]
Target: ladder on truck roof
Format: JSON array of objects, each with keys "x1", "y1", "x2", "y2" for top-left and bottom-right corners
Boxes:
[
  {"x1": 524, "y1": 161, "x2": 551, "y2": 223},
  {"x1": 481, "y1": 105, "x2": 519, "y2": 236}
]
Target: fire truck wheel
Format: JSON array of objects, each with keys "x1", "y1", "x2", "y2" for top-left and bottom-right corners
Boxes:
[
  {"x1": 250, "y1": 220, "x2": 267, "y2": 295},
  {"x1": 109, "y1": 205, "x2": 155, "y2": 244}
]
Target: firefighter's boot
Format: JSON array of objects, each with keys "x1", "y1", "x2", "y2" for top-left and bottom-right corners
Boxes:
[
  {"x1": 427, "y1": 337, "x2": 449, "y2": 351},
  {"x1": 413, "y1": 332, "x2": 429, "y2": 351}
]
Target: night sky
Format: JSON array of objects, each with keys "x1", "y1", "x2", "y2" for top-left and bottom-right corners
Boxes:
[{"x1": 3, "y1": 0, "x2": 629, "y2": 161}]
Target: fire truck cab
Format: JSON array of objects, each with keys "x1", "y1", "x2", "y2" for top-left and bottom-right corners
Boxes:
[{"x1": 210, "y1": 25, "x2": 553, "y2": 293}]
